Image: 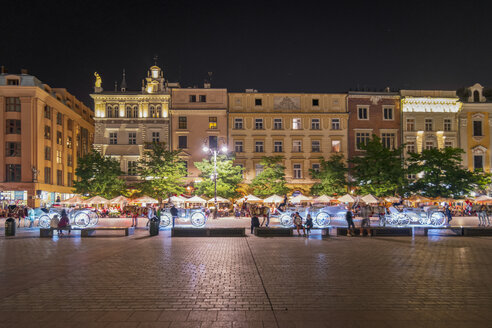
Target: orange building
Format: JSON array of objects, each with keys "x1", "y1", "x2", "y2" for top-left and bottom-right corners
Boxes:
[{"x1": 0, "y1": 70, "x2": 94, "y2": 207}]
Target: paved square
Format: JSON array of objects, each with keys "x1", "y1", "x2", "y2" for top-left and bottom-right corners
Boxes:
[{"x1": 1, "y1": 226, "x2": 491, "y2": 327}]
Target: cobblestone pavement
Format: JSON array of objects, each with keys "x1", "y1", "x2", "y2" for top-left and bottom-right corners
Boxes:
[{"x1": 1, "y1": 227, "x2": 492, "y2": 327}]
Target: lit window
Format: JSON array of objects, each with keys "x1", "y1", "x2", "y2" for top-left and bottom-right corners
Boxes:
[
  {"x1": 293, "y1": 164, "x2": 302, "y2": 179},
  {"x1": 383, "y1": 107, "x2": 393, "y2": 120},
  {"x1": 151, "y1": 68, "x2": 159, "y2": 79},
  {"x1": 331, "y1": 140, "x2": 341, "y2": 153},
  {"x1": 67, "y1": 137, "x2": 72, "y2": 149},
  {"x1": 274, "y1": 141, "x2": 283, "y2": 152},
  {"x1": 234, "y1": 118, "x2": 243, "y2": 129},
  {"x1": 255, "y1": 118, "x2": 263, "y2": 130},
  {"x1": 234, "y1": 141, "x2": 244, "y2": 153},
  {"x1": 150, "y1": 105, "x2": 161, "y2": 118},
  {"x1": 273, "y1": 118, "x2": 283, "y2": 129},
  {"x1": 358, "y1": 107, "x2": 368, "y2": 120},
  {"x1": 311, "y1": 118, "x2": 320, "y2": 130},
  {"x1": 44, "y1": 126, "x2": 51, "y2": 139},
  {"x1": 331, "y1": 118, "x2": 340, "y2": 130},
  {"x1": 356, "y1": 132, "x2": 370, "y2": 150},
  {"x1": 56, "y1": 150, "x2": 62, "y2": 164},
  {"x1": 57, "y1": 131, "x2": 62, "y2": 145},
  {"x1": 293, "y1": 140, "x2": 302, "y2": 152},
  {"x1": 255, "y1": 141, "x2": 264, "y2": 152},
  {"x1": 292, "y1": 118, "x2": 302, "y2": 130},
  {"x1": 209, "y1": 117, "x2": 217, "y2": 129},
  {"x1": 311, "y1": 140, "x2": 321, "y2": 152}
]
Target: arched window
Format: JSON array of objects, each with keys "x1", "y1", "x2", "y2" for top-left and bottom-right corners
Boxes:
[
  {"x1": 126, "y1": 106, "x2": 132, "y2": 118},
  {"x1": 473, "y1": 90, "x2": 480, "y2": 103},
  {"x1": 106, "y1": 105, "x2": 113, "y2": 118},
  {"x1": 132, "y1": 106, "x2": 138, "y2": 118},
  {"x1": 113, "y1": 106, "x2": 119, "y2": 117},
  {"x1": 156, "y1": 106, "x2": 161, "y2": 118},
  {"x1": 149, "y1": 105, "x2": 155, "y2": 118}
]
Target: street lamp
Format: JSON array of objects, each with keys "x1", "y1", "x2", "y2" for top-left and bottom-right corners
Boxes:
[{"x1": 203, "y1": 138, "x2": 228, "y2": 219}]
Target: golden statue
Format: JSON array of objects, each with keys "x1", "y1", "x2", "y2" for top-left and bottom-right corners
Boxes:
[{"x1": 94, "y1": 72, "x2": 102, "y2": 88}]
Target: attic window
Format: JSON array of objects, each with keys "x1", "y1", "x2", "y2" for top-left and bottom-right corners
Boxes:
[{"x1": 7, "y1": 79, "x2": 19, "y2": 85}]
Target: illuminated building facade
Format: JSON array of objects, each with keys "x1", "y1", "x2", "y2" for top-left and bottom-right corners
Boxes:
[
  {"x1": 170, "y1": 87, "x2": 228, "y2": 183},
  {"x1": 0, "y1": 70, "x2": 94, "y2": 207},
  {"x1": 228, "y1": 92, "x2": 348, "y2": 189},
  {"x1": 91, "y1": 65, "x2": 175, "y2": 183},
  {"x1": 347, "y1": 90, "x2": 401, "y2": 159},
  {"x1": 400, "y1": 90, "x2": 462, "y2": 159},
  {"x1": 458, "y1": 83, "x2": 492, "y2": 174}
]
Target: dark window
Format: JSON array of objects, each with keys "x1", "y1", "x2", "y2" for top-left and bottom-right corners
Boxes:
[
  {"x1": 178, "y1": 136, "x2": 187, "y2": 149},
  {"x1": 57, "y1": 170, "x2": 63, "y2": 186},
  {"x1": 178, "y1": 116, "x2": 187, "y2": 129},
  {"x1": 312, "y1": 99, "x2": 319, "y2": 106},
  {"x1": 44, "y1": 126, "x2": 51, "y2": 139},
  {"x1": 356, "y1": 132, "x2": 370, "y2": 150},
  {"x1": 44, "y1": 167, "x2": 51, "y2": 184},
  {"x1": 44, "y1": 105, "x2": 51, "y2": 119},
  {"x1": 6, "y1": 120, "x2": 21, "y2": 134},
  {"x1": 234, "y1": 141, "x2": 243, "y2": 153},
  {"x1": 189, "y1": 95, "x2": 196, "y2": 102},
  {"x1": 474, "y1": 155, "x2": 484, "y2": 170},
  {"x1": 6, "y1": 164, "x2": 21, "y2": 182},
  {"x1": 126, "y1": 106, "x2": 132, "y2": 118},
  {"x1": 209, "y1": 136, "x2": 217, "y2": 150},
  {"x1": 234, "y1": 118, "x2": 243, "y2": 129},
  {"x1": 6, "y1": 97, "x2": 21, "y2": 112},
  {"x1": 45, "y1": 146, "x2": 51, "y2": 161},
  {"x1": 57, "y1": 131, "x2": 62, "y2": 145},
  {"x1": 473, "y1": 121, "x2": 482, "y2": 136},
  {"x1": 128, "y1": 132, "x2": 136, "y2": 145},
  {"x1": 67, "y1": 154, "x2": 73, "y2": 167},
  {"x1": 358, "y1": 107, "x2": 368, "y2": 120},
  {"x1": 67, "y1": 119, "x2": 73, "y2": 131},
  {"x1": 128, "y1": 161, "x2": 137, "y2": 176},
  {"x1": 67, "y1": 172, "x2": 73, "y2": 187},
  {"x1": 5, "y1": 142, "x2": 21, "y2": 157},
  {"x1": 7, "y1": 79, "x2": 19, "y2": 85},
  {"x1": 474, "y1": 90, "x2": 480, "y2": 103},
  {"x1": 255, "y1": 98, "x2": 262, "y2": 106},
  {"x1": 56, "y1": 112, "x2": 63, "y2": 125},
  {"x1": 199, "y1": 95, "x2": 206, "y2": 102},
  {"x1": 109, "y1": 133, "x2": 117, "y2": 145}
]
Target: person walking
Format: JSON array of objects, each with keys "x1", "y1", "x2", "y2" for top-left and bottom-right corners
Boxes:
[
  {"x1": 445, "y1": 205, "x2": 453, "y2": 225},
  {"x1": 360, "y1": 205, "x2": 371, "y2": 237},
  {"x1": 131, "y1": 207, "x2": 138, "y2": 228},
  {"x1": 170, "y1": 204, "x2": 178, "y2": 228},
  {"x1": 345, "y1": 208, "x2": 355, "y2": 237},
  {"x1": 305, "y1": 214, "x2": 313, "y2": 237},
  {"x1": 251, "y1": 215, "x2": 260, "y2": 234},
  {"x1": 293, "y1": 212, "x2": 305, "y2": 236},
  {"x1": 146, "y1": 206, "x2": 154, "y2": 227}
]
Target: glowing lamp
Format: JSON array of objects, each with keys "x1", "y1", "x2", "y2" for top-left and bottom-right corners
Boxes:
[
  {"x1": 221, "y1": 146, "x2": 228, "y2": 153},
  {"x1": 203, "y1": 146, "x2": 209, "y2": 152}
]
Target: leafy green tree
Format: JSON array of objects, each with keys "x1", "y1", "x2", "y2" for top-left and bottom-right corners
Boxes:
[
  {"x1": 194, "y1": 154, "x2": 243, "y2": 199},
  {"x1": 310, "y1": 154, "x2": 347, "y2": 196},
  {"x1": 74, "y1": 149, "x2": 125, "y2": 198},
  {"x1": 349, "y1": 135, "x2": 407, "y2": 197},
  {"x1": 406, "y1": 147, "x2": 491, "y2": 198},
  {"x1": 250, "y1": 156, "x2": 289, "y2": 197},
  {"x1": 138, "y1": 142, "x2": 187, "y2": 201}
]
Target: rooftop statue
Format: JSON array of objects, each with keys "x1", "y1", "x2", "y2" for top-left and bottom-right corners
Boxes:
[{"x1": 94, "y1": 72, "x2": 102, "y2": 88}]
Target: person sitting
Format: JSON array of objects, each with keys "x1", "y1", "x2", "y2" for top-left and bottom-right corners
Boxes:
[
  {"x1": 50, "y1": 214, "x2": 61, "y2": 235},
  {"x1": 58, "y1": 210, "x2": 71, "y2": 236},
  {"x1": 293, "y1": 212, "x2": 305, "y2": 236}
]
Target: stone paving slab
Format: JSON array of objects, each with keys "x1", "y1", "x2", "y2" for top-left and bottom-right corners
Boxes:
[{"x1": 0, "y1": 228, "x2": 491, "y2": 327}]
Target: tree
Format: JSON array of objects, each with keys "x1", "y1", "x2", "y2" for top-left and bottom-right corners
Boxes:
[
  {"x1": 310, "y1": 154, "x2": 347, "y2": 196},
  {"x1": 250, "y1": 156, "x2": 289, "y2": 197},
  {"x1": 349, "y1": 135, "x2": 407, "y2": 197},
  {"x1": 138, "y1": 142, "x2": 187, "y2": 201},
  {"x1": 194, "y1": 154, "x2": 243, "y2": 199},
  {"x1": 74, "y1": 149, "x2": 125, "y2": 198},
  {"x1": 406, "y1": 147, "x2": 491, "y2": 198}
]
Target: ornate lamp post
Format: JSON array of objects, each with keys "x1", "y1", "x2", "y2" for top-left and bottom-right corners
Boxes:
[{"x1": 203, "y1": 139, "x2": 228, "y2": 219}]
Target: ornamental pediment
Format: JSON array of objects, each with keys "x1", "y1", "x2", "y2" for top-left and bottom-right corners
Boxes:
[
  {"x1": 274, "y1": 96, "x2": 300, "y2": 110},
  {"x1": 472, "y1": 145, "x2": 487, "y2": 155}
]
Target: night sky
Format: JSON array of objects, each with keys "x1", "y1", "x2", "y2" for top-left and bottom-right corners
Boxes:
[{"x1": 2, "y1": 0, "x2": 492, "y2": 106}]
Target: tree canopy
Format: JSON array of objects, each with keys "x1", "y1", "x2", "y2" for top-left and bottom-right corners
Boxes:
[
  {"x1": 310, "y1": 154, "x2": 347, "y2": 196},
  {"x1": 74, "y1": 149, "x2": 126, "y2": 198},
  {"x1": 406, "y1": 147, "x2": 491, "y2": 198},
  {"x1": 250, "y1": 156, "x2": 289, "y2": 197},
  {"x1": 349, "y1": 135, "x2": 407, "y2": 197},
  {"x1": 138, "y1": 142, "x2": 187, "y2": 201},
  {"x1": 194, "y1": 154, "x2": 243, "y2": 199}
]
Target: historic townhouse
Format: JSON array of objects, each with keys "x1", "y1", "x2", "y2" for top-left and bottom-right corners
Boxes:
[
  {"x1": 400, "y1": 90, "x2": 461, "y2": 159},
  {"x1": 347, "y1": 90, "x2": 401, "y2": 159},
  {"x1": 458, "y1": 83, "x2": 492, "y2": 175},
  {"x1": 0, "y1": 70, "x2": 94, "y2": 207},
  {"x1": 171, "y1": 86, "x2": 228, "y2": 184},
  {"x1": 91, "y1": 65, "x2": 177, "y2": 183},
  {"x1": 228, "y1": 92, "x2": 348, "y2": 189}
]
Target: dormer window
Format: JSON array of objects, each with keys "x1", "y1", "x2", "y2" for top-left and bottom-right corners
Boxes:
[
  {"x1": 473, "y1": 90, "x2": 480, "y2": 103},
  {"x1": 151, "y1": 68, "x2": 159, "y2": 79}
]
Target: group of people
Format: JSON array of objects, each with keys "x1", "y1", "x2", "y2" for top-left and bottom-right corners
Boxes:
[{"x1": 49, "y1": 209, "x2": 71, "y2": 236}]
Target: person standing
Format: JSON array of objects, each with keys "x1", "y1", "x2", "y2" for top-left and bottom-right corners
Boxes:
[
  {"x1": 445, "y1": 205, "x2": 453, "y2": 225},
  {"x1": 251, "y1": 215, "x2": 260, "y2": 234},
  {"x1": 261, "y1": 205, "x2": 270, "y2": 227},
  {"x1": 305, "y1": 214, "x2": 313, "y2": 237},
  {"x1": 146, "y1": 205, "x2": 154, "y2": 227},
  {"x1": 131, "y1": 207, "x2": 138, "y2": 228},
  {"x1": 360, "y1": 205, "x2": 371, "y2": 236},
  {"x1": 170, "y1": 204, "x2": 178, "y2": 228},
  {"x1": 345, "y1": 208, "x2": 355, "y2": 237}
]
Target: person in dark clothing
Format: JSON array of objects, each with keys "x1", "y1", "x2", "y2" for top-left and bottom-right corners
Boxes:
[
  {"x1": 170, "y1": 205, "x2": 178, "y2": 228},
  {"x1": 345, "y1": 209, "x2": 355, "y2": 237},
  {"x1": 305, "y1": 214, "x2": 314, "y2": 236},
  {"x1": 251, "y1": 216, "x2": 260, "y2": 234}
]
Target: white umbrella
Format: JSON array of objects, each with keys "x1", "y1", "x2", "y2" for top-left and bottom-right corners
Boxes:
[
  {"x1": 185, "y1": 195, "x2": 207, "y2": 204},
  {"x1": 130, "y1": 196, "x2": 159, "y2": 204},
  {"x1": 165, "y1": 195, "x2": 186, "y2": 203},
  {"x1": 337, "y1": 194, "x2": 355, "y2": 203},
  {"x1": 313, "y1": 195, "x2": 334, "y2": 203},
  {"x1": 238, "y1": 194, "x2": 263, "y2": 202},
  {"x1": 361, "y1": 194, "x2": 379, "y2": 204},
  {"x1": 207, "y1": 196, "x2": 230, "y2": 203},
  {"x1": 263, "y1": 195, "x2": 284, "y2": 203},
  {"x1": 290, "y1": 195, "x2": 312, "y2": 203},
  {"x1": 61, "y1": 195, "x2": 85, "y2": 205},
  {"x1": 109, "y1": 196, "x2": 129, "y2": 204},
  {"x1": 474, "y1": 195, "x2": 492, "y2": 202},
  {"x1": 84, "y1": 196, "x2": 109, "y2": 205}
]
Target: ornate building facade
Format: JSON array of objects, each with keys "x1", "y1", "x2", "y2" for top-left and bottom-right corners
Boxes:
[
  {"x1": 0, "y1": 70, "x2": 94, "y2": 207},
  {"x1": 228, "y1": 92, "x2": 348, "y2": 189},
  {"x1": 170, "y1": 87, "x2": 228, "y2": 184},
  {"x1": 458, "y1": 83, "x2": 492, "y2": 174},
  {"x1": 400, "y1": 90, "x2": 461, "y2": 159},
  {"x1": 91, "y1": 65, "x2": 175, "y2": 183},
  {"x1": 347, "y1": 90, "x2": 401, "y2": 160}
]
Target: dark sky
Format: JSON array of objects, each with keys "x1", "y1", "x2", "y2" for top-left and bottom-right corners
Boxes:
[{"x1": 2, "y1": 0, "x2": 491, "y2": 106}]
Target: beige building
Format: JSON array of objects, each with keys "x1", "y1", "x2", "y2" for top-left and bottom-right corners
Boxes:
[
  {"x1": 401, "y1": 90, "x2": 461, "y2": 160},
  {"x1": 171, "y1": 87, "x2": 228, "y2": 183},
  {"x1": 228, "y1": 92, "x2": 348, "y2": 189},
  {"x1": 0, "y1": 70, "x2": 94, "y2": 207},
  {"x1": 91, "y1": 65, "x2": 175, "y2": 183}
]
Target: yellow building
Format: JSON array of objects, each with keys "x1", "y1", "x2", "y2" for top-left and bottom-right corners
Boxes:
[
  {"x1": 228, "y1": 92, "x2": 348, "y2": 190},
  {"x1": 401, "y1": 90, "x2": 461, "y2": 158},
  {"x1": 0, "y1": 70, "x2": 94, "y2": 207},
  {"x1": 458, "y1": 83, "x2": 492, "y2": 174},
  {"x1": 91, "y1": 65, "x2": 176, "y2": 182}
]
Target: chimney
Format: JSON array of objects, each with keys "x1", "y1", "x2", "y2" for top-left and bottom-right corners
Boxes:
[
  {"x1": 1, "y1": 66, "x2": 5, "y2": 74},
  {"x1": 21, "y1": 68, "x2": 28, "y2": 75}
]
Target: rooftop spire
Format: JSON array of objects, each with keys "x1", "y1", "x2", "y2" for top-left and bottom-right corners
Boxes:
[
  {"x1": 153, "y1": 55, "x2": 158, "y2": 66},
  {"x1": 121, "y1": 69, "x2": 127, "y2": 92}
]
